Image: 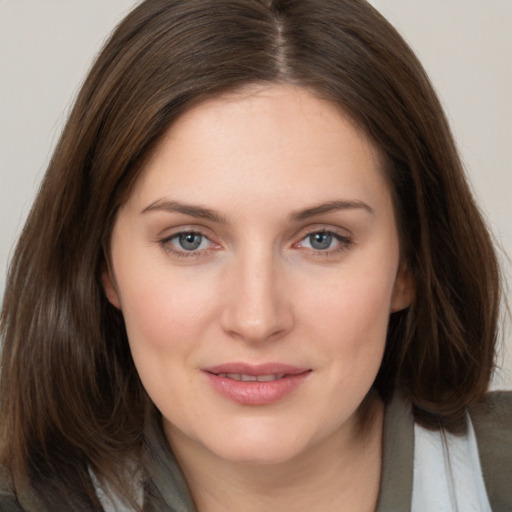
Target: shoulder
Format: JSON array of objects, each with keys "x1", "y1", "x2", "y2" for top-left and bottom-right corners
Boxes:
[
  {"x1": 0, "y1": 496, "x2": 25, "y2": 512},
  {"x1": 469, "y1": 391, "x2": 512, "y2": 512},
  {"x1": 470, "y1": 390, "x2": 512, "y2": 423},
  {"x1": 469, "y1": 390, "x2": 512, "y2": 451},
  {"x1": 0, "y1": 466, "x2": 25, "y2": 512}
]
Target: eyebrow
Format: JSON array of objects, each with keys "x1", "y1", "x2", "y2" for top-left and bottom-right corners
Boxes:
[
  {"x1": 141, "y1": 200, "x2": 228, "y2": 223},
  {"x1": 141, "y1": 198, "x2": 374, "y2": 223},
  {"x1": 290, "y1": 200, "x2": 375, "y2": 221}
]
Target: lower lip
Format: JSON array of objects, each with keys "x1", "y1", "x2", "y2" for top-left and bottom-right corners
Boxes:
[{"x1": 204, "y1": 371, "x2": 311, "y2": 405}]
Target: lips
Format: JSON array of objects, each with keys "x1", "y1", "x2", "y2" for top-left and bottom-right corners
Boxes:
[
  {"x1": 216, "y1": 373, "x2": 287, "y2": 382},
  {"x1": 202, "y1": 363, "x2": 311, "y2": 405}
]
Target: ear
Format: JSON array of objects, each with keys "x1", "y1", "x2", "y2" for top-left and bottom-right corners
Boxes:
[
  {"x1": 101, "y1": 269, "x2": 121, "y2": 309},
  {"x1": 391, "y1": 263, "x2": 414, "y2": 313}
]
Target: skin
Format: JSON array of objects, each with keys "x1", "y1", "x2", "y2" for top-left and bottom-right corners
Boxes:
[{"x1": 103, "y1": 84, "x2": 412, "y2": 511}]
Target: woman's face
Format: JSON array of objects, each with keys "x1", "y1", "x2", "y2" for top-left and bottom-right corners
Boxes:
[{"x1": 104, "y1": 84, "x2": 411, "y2": 465}]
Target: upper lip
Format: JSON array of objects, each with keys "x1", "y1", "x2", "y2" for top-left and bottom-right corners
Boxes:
[{"x1": 203, "y1": 362, "x2": 310, "y2": 376}]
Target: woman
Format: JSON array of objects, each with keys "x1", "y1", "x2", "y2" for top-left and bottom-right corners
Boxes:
[{"x1": 1, "y1": 1, "x2": 510, "y2": 511}]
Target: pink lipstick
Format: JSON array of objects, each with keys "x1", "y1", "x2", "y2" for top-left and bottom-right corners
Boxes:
[{"x1": 202, "y1": 363, "x2": 311, "y2": 405}]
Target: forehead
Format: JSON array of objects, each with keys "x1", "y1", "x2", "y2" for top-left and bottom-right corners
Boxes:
[
  {"x1": 129, "y1": 84, "x2": 387, "y2": 205},
  {"x1": 160, "y1": 84, "x2": 375, "y2": 158}
]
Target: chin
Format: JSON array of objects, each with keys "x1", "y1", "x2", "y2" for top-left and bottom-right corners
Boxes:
[
  {"x1": 200, "y1": 422, "x2": 320, "y2": 466},
  {"x1": 214, "y1": 440, "x2": 307, "y2": 466}
]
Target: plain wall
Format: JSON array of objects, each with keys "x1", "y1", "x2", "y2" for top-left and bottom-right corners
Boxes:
[{"x1": 1, "y1": 0, "x2": 511, "y2": 388}]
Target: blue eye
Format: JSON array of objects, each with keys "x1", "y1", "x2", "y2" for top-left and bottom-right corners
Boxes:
[
  {"x1": 308, "y1": 232, "x2": 334, "y2": 250},
  {"x1": 162, "y1": 232, "x2": 213, "y2": 254},
  {"x1": 299, "y1": 230, "x2": 351, "y2": 253},
  {"x1": 176, "y1": 232, "x2": 204, "y2": 251}
]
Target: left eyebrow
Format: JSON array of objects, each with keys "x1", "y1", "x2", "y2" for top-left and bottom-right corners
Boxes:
[{"x1": 290, "y1": 200, "x2": 375, "y2": 221}]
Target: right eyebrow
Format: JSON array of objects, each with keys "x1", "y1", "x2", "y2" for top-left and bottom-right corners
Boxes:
[
  {"x1": 290, "y1": 199, "x2": 375, "y2": 221},
  {"x1": 141, "y1": 199, "x2": 228, "y2": 224}
]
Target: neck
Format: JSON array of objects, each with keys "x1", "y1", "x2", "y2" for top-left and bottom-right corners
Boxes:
[{"x1": 167, "y1": 395, "x2": 385, "y2": 512}]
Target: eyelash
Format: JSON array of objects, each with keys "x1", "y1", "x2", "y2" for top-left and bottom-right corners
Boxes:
[
  {"x1": 295, "y1": 229, "x2": 352, "y2": 257},
  {"x1": 158, "y1": 228, "x2": 352, "y2": 259},
  {"x1": 159, "y1": 231, "x2": 217, "y2": 258}
]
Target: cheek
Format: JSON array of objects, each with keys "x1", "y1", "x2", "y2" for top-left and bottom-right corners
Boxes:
[
  {"x1": 302, "y1": 270, "x2": 395, "y2": 338},
  {"x1": 116, "y1": 270, "x2": 217, "y2": 412},
  {"x1": 116, "y1": 265, "x2": 219, "y2": 354},
  {"x1": 295, "y1": 262, "x2": 396, "y2": 384}
]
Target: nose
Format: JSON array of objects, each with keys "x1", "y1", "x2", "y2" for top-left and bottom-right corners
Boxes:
[{"x1": 220, "y1": 248, "x2": 294, "y2": 344}]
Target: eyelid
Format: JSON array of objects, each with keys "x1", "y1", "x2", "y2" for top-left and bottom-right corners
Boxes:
[
  {"x1": 292, "y1": 223, "x2": 352, "y2": 242},
  {"x1": 157, "y1": 226, "x2": 221, "y2": 258},
  {"x1": 291, "y1": 225, "x2": 353, "y2": 255},
  {"x1": 156, "y1": 224, "x2": 353, "y2": 259}
]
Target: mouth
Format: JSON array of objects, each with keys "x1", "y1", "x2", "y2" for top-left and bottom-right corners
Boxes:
[
  {"x1": 213, "y1": 373, "x2": 287, "y2": 382},
  {"x1": 202, "y1": 363, "x2": 311, "y2": 405},
  {"x1": 204, "y1": 362, "x2": 309, "y2": 376}
]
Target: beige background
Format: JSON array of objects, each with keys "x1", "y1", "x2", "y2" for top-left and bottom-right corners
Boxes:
[{"x1": 1, "y1": 1, "x2": 511, "y2": 389}]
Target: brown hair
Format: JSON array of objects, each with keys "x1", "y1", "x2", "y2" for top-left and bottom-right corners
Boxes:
[{"x1": 0, "y1": 0, "x2": 501, "y2": 505}]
